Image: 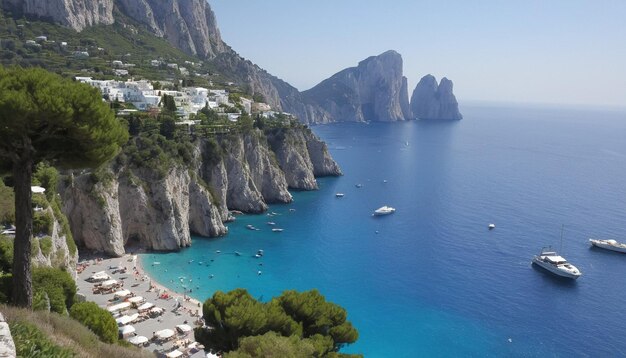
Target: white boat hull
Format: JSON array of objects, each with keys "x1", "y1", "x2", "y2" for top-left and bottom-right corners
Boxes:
[
  {"x1": 589, "y1": 239, "x2": 626, "y2": 253},
  {"x1": 532, "y1": 258, "x2": 581, "y2": 279}
]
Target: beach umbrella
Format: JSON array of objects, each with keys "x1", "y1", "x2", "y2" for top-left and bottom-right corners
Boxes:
[
  {"x1": 155, "y1": 329, "x2": 175, "y2": 340},
  {"x1": 119, "y1": 325, "x2": 135, "y2": 336},
  {"x1": 116, "y1": 313, "x2": 139, "y2": 326},
  {"x1": 166, "y1": 350, "x2": 183, "y2": 358},
  {"x1": 176, "y1": 324, "x2": 192, "y2": 333},
  {"x1": 107, "y1": 302, "x2": 131, "y2": 313},
  {"x1": 138, "y1": 302, "x2": 154, "y2": 311},
  {"x1": 101, "y1": 279, "x2": 118, "y2": 288},
  {"x1": 114, "y1": 289, "x2": 131, "y2": 298},
  {"x1": 127, "y1": 335, "x2": 148, "y2": 346}
]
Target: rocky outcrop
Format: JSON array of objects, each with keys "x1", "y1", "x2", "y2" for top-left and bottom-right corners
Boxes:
[
  {"x1": 410, "y1": 75, "x2": 463, "y2": 120},
  {"x1": 116, "y1": 0, "x2": 225, "y2": 58},
  {"x1": 0, "y1": 313, "x2": 16, "y2": 358},
  {"x1": 61, "y1": 129, "x2": 340, "y2": 257},
  {"x1": 31, "y1": 203, "x2": 78, "y2": 278},
  {"x1": 61, "y1": 166, "x2": 228, "y2": 257},
  {"x1": 301, "y1": 50, "x2": 411, "y2": 123},
  {"x1": 2, "y1": 0, "x2": 114, "y2": 31}
]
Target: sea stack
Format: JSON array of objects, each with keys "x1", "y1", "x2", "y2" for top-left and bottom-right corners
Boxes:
[
  {"x1": 301, "y1": 50, "x2": 412, "y2": 123},
  {"x1": 410, "y1": 75, "x2": 463, "y2": 120}
]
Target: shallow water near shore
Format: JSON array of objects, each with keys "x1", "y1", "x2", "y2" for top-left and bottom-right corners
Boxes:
[{"x1": 142, "y1": 104, "x2": 626, "y2": 357}]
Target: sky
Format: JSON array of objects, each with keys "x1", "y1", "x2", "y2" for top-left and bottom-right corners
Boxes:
[{"x1": 211, "y1": 0, "x2": 626, "y2": 108}]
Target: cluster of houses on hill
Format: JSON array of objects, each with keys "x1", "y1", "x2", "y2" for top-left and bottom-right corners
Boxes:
[{"x1": 75, "y1": 76, "x2": 265, "y2": 121}]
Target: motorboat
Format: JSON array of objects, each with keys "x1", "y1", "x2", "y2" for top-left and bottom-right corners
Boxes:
[
  {"x1": 488, "y1": 224, "x2": 496, "y2": 230},
  {"x1": 589, "y1": 238, "x2": 626, "y2": 253},
  {"x1": 532, "y1": 247, "x2": 581, "y2": 279},
  {"x1": 246, "y1": 225, "x2": 258, "y2": 231},
  {"x1": 267, "y1": 222, "x2": 276, "y2": 226},
  {"x1": 373, "y1": 206, "x2": 396, "y2": 216},
  {"x1": 336, "y1": 193, "x2": 345, "y2": 198},
  {"x1": 355, "y1": 184, "x2": 363, "y2": 188},
  {"x1": 272, "y1": 228, "x2": 284, "y2": 232}
]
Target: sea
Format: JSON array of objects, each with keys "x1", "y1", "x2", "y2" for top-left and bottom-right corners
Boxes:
[{"x1": 142, "y1": 104, "x2": 626, "y2": 357}]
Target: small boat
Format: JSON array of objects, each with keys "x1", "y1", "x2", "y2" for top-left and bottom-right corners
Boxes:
[
  {"x1": 488, "y1": 224, "x2": 496, "y2": 230},
  {"x1": 215, "y1": 250, "x2": 221, "y2": 254},
  {"x1": 373, "y1": 206, "x2": 396, "y2": 216},
  {"x1": 246, "y1": 225, "x2": 257, "y2": 231},
  {"x1": 257, "y1": 271, "x2": 262, "y2": 275},
  {"x1": 589, "y1": 238, "x2": 626, "y2": 253},
  {"x1": 272, "y1": 228, "x2": 284, "y2": 233},
  {"x1": 257, "y1": 249, "x2": 264, "y2": 257},
  {"x1": 383, "y1": 180, "x2": 388, "y2": 183},
  {"x1": 267, "y1": 221, "x2": 276, "y2": 226},
  {"x1": 532, "y1": 247, "x2": 581, "y2": 279},
  {"x1": 289, "y1": 208, "x2": 296, "y2": 212},
  {"x1": 234, "y1": 251, "x2": 242, "y2": 256},
  {"x1": 355, "y1": 184, "x2": 363, "y2": 188},
  {"x1": 336, "y1": 193, "x2": 345, "y2": 198}
]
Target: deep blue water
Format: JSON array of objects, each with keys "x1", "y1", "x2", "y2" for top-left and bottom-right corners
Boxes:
[{"x1": 142, "y1": 104, "x2": 626, "y2": 357}]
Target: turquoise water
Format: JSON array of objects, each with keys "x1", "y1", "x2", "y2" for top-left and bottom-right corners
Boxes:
[{"x1": 143, "y1": 104, "x2": 626, "y2": 357}]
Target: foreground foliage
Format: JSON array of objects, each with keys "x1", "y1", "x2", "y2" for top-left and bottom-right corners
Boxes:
[
  {"x1": 196, "y1": 289, "x2": 359, "y2": 356},
  {"x1": 2, "y1": 304, "x2": 152, "y2": 358}
]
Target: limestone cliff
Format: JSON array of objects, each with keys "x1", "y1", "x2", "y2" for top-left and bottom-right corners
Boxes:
[
  {"x1": 301, "y1": 50, "x2": 412, "y2": 123},
  {"x1": 410, "y1": 75, "x2": 463, "y2": 120},
  {"x1": 2, "y1": 0, "x2": 114, "y2": 31},
  {"x1": 116, "y1": 0, "x2": 225, "y2": 58},
  {"x1": 61, "y1": 129, "x2": 340, "y2": 257}
]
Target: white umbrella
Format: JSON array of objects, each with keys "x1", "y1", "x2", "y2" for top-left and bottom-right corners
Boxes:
[
  {"x1": 116, "y1": 313, "x2": 139, "y2": 326},
  {"x1": 119, "y1": 325, "x2": 135, "y2": 336},
  {"x1": 166, "y1": 350, "x2": 183, "y2": 358},
  {"x1": 155, "y1": 329, "x2": 175, "y2": 340},
  {"x1": 127, "y1": 335, "x2": 148, "y2": 345},
  {"x1": 107, "y1": 302, "x2": 131, "y2": 313},
  {"x1": 114, "y1": 289, "x2": 131, "y2": 298},
  {"x1": 128, "y1": 296, "x2": 144, "y2": 304},
  {"x1": 137, "y1": 302, "x2": 154, "y2": 311},
  {"x1": 176, "y1": 324, "x2": 192, "y2": 333},
  {"x1": 100, "y1": 279, "x2": 118, "y2": 288}
]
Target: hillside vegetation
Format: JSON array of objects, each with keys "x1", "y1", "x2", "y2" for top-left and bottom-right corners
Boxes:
[{"x1": 1, "y1": 305, "x2": 153, "y2": 358}]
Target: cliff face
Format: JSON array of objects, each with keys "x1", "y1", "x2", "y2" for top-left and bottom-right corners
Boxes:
[
  {"x1": 31, "y1": 205, "x2": 78, "y2": 278},
  {"x1": 301, "y1": 50, "x2": 412, "y2": 123},
  {"x1": 116, "y1": 0, "x2": 225, "y2": 58},
  {"x1": 61, "y1": 129, "x2": 341, "y2": 257},
  {"x1": 2, "y1": 0, "x2": 114, "y2": 31},
  {"x1": 410, "y1": 75, "x2": 463, "y2": 120}
]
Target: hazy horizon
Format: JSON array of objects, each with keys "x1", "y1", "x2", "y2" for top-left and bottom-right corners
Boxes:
[{"x1": 212, "y1": 0, "x2": 626, "y2": 109}]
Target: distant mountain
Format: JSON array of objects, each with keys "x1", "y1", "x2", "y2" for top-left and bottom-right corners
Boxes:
[
  {"x1": 410, "y1": 75, "x2": 462, "y2": 120},
  {"x1": 301, "y1": 50, "x2": 412, "y2": 123}
]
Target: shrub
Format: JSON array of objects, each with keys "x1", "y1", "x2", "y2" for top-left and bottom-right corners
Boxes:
[
  {"x1": 70, "y1": 302, "x2": 118, "y2": 343},
  {"x1": 10, "y1": 321, "x2": 75, "y2": 358},
  {"x1": 33, "y1": 211, "x2": 54, "y2": 236},
  {"x1": 0, "y1": 273, "x2": 11, "y2": 304},
  {"x1": 0, "y1": 180, "x2": 15, "y2": 225},
  {"x1": 32, "y1": 267, "x2": 76, "y2": 314},
  {"x1": 40, "y1": 236, "x2": 53, "y2": 256},
  {"x1": 0, "y1": 236, "x2": 13, "y2": 272}
]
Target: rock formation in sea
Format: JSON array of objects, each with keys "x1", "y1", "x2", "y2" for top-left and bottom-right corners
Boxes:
[
  {"x1": 60, "y1": 129, "x2": 341, "y2": 257},
  {"x1": 301, "y1": 50, "x2": 412, "y2": 123},
  {"x1": 410, "y1": 75, "x2": 463, "y2": 120}
]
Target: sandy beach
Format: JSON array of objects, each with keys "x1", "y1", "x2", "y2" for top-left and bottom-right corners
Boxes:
[{"x1": 76, "y1": 251, "x2": 214, "y2": 358}]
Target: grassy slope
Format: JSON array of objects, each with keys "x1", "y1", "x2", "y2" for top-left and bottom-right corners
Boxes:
[{"x1": 2, "y1": 305, "x2": 153, "y2": 358}]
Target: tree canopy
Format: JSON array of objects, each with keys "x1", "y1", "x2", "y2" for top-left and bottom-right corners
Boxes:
[
  {"x1": 0, "y1": 66, "x2": 128, "y2": 307},
  {"x1": 195, "y1": 289, "x2": 359, "y2": 356}
]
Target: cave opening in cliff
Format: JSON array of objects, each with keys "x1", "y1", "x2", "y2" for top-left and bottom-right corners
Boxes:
[{"x1": 125, "y1": 235, "x2": 144, "y2": 253}]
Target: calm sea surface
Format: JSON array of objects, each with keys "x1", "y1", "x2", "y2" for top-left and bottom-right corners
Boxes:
[{"x1": 142, "y1": 104, "x2": 626, "y2": 357}]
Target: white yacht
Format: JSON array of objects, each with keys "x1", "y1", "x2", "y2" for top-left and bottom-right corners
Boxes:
[
  {"x1": 532, "y1": 247, "x2": 581, "y2": 279},
  {"x1": 488, "y1": 224, "x2": 496, "y2": 230},
  {"x1": 373, "y1": 206, "x2": 396, "y2": 216},
  {"x1": 272, "y1": 228, "x2": 284, "y2": 232},
  {"x1": 336, "y1": 193, "x2": 345, "y2": 198},
  {"x1": 589, "y1": 239, "x2": 626, "y2": 253}
]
